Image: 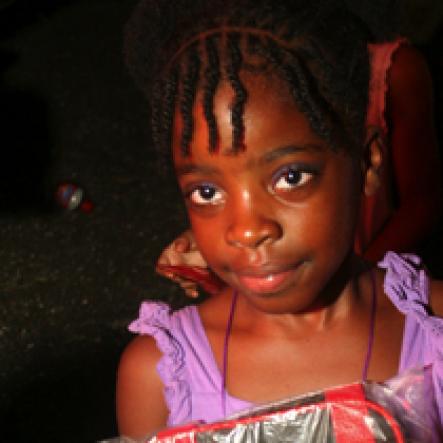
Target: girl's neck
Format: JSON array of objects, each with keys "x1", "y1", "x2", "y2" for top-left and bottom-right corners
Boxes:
[{"x1": 231, "y1": 253, "x2": 372, "y2": 336}]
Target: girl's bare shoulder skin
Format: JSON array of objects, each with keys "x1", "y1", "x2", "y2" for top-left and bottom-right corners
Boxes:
[{"x1": 116, "y1": 335, "x2": 169, "y2": 440}]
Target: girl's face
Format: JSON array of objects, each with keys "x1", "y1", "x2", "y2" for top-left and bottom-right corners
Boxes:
[{"x1": 173, "y1": 74, "x2": 363, "y2": 314}]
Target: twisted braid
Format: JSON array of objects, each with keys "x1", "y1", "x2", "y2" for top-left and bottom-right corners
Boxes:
[
  {"x1": 128, "y1": 1, "x2": 371, "y2": 161},
  {"x1": 259, "y1": 37, "x2": 334, "y2": 147},
  {"x1": 225, "y1": 33, "x2": 248, "y2": 152},
  {"x1": 203, "y1": 35, "x2": 221, "y2": 152},
  {"x1": 162, "y1": 67, "x2": 179, "y2": 151},
  {"x1": 179, "y1": 42, "x2": 201, "y2": 155}
]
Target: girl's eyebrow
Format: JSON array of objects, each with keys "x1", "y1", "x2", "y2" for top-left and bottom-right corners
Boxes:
[
  {"x1": 176, "y1": 164, "x2": 220, "y2": 176},
  {"x1": 176, "y1": 144, "x2": 324, "y2": 176},
  {"x1": 260, "y1": 144, "x2": 324, "y2": 164}
]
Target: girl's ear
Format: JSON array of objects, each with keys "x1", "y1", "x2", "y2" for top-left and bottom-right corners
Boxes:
[{"x1": 362, "y1": 126, "x2": 384, "y2": 197}]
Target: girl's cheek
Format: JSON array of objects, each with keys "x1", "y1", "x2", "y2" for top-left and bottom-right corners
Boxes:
[
  {"x1": 192, "y1": 217, "x2": 228, "y2": 259},
  {"x1": 271, "y1": 190, "x2": 315, "y2": 208}
]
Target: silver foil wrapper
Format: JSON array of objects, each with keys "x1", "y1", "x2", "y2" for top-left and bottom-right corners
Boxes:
[{"x1": 146, "y1": 367, "x2": 439, "y2": 443}]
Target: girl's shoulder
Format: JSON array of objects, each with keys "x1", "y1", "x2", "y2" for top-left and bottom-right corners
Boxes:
[
  {"x1": 128, "y1": 299, "x2": 203, "y2": 343},
  {"x1": 120, "y1": 301, "x2": 178, "y2": 400},
  {"x1": 118, "y1": 334, "x2": 165, "y2": 396},
  {"x1": 116, "y1": 334, "x2": 169, "y2": 438},
  {"x1": 126, "y1": 299, "x2": 203, "y2": 387},
  {"x1": 118, "y1": 299, "x2": 207, "y2": 435}
]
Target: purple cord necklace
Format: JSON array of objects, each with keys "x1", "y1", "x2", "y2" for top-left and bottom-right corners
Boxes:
[
  {"x1": 362, "y1": 270, "x2": 378, "y2": 381},
  {"x1": 220, "y1": 271, "x2": 377, "y2": 417},
  {"x1": 221, "y1": 289, "x2": 238, "y2": 417}
]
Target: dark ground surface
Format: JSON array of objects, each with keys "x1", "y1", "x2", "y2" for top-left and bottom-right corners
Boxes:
[
  {"x1": 0, "y1": 1, "x2": 188, "y2": 441},
  {"x1": 0, "y1": 1, "x2": 443, "y2": 442}
]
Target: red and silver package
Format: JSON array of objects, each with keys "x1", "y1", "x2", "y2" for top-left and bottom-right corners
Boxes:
[{"x1": 146, "y1": 367, "x2": 439, "y2": 443}]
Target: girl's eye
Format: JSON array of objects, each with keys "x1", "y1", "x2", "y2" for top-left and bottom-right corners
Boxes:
[
  {"x1": 273, "y1": 167, "x2": 315, "y2": 192},
  {"x1": 188, "y1": 184, "x2": 224, "y2": 205}
]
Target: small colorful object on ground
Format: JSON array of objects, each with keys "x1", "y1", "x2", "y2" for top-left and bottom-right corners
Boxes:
[{"x1": 55, "y1": 183, "x2": 94, "y2": 213}]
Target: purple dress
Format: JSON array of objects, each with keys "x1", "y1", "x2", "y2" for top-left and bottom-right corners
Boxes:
[{"x1": 128, "y1": 252, "x2": 443, "y2": 428}]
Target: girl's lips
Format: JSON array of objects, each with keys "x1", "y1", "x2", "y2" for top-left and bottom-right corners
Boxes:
[{"x1": 236, "y1": 268, "x2": 295, "y2": 294}]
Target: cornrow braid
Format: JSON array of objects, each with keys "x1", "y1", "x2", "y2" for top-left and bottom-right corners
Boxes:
[
  {"x1": 179, "y1": 42, "x2": 201, "y2": 155},
  {"x1": 225, "y1": 32, "x2": 247, "y2": 153},
  {"x1": 203, "y1": 35, "x2": 221, "y2": 152}
]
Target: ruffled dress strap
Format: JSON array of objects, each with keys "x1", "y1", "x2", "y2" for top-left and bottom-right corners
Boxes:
[
  {"x1": 378, "y1": 252, "x2": 443, "y2": 428},
  {"x1": 128, "y1": 301, "x2": 191, "y2": 427}
]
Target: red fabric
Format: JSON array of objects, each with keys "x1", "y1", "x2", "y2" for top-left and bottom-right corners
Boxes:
[{"x1": 355, "y1": 38, "x2": 408, "y2": 255}]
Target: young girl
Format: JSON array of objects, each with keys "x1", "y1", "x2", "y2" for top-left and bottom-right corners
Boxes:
[
  {"x1": 156, "y1": 9, "x2": 442, "y2": 298},
  {"x1": 117, "y1": 0, "x2": 443, "y2": 440},
  {"x1": 157, "y1": 38, "x2": 442, "y2": 298}
]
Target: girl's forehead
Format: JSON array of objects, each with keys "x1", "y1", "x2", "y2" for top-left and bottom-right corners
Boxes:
[
  {"x1": 176, "y1": 73, "x2": 301, "y2": 128},
  {"x1": 213, "y1": 70, "x2": 294, "y2": 104},
  {"x1": 173, "y1": 75, "x2": 328, "y2": 160}
]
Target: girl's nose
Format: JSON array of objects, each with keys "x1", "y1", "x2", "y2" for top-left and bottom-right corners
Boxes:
[{"x1": 225, "y1": 213, "x2": 282, "y2": 249}]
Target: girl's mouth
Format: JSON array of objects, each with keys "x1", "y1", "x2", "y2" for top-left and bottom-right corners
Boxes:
[{"x1": 236, "y1": 268, "x2": 297, "y2": 294}]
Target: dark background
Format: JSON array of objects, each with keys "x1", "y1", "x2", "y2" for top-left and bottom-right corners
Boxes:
[
  {"x1": 0, "y1": 0, "x2": 188, "y2": 441},
  {"x1": 0, "y1": 1, "x2": 442, "y2": 442}
]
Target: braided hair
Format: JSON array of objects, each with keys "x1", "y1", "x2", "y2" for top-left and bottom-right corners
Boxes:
[{"x1": 125, "y1": 0, "x2": 380, "y2": 163}]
